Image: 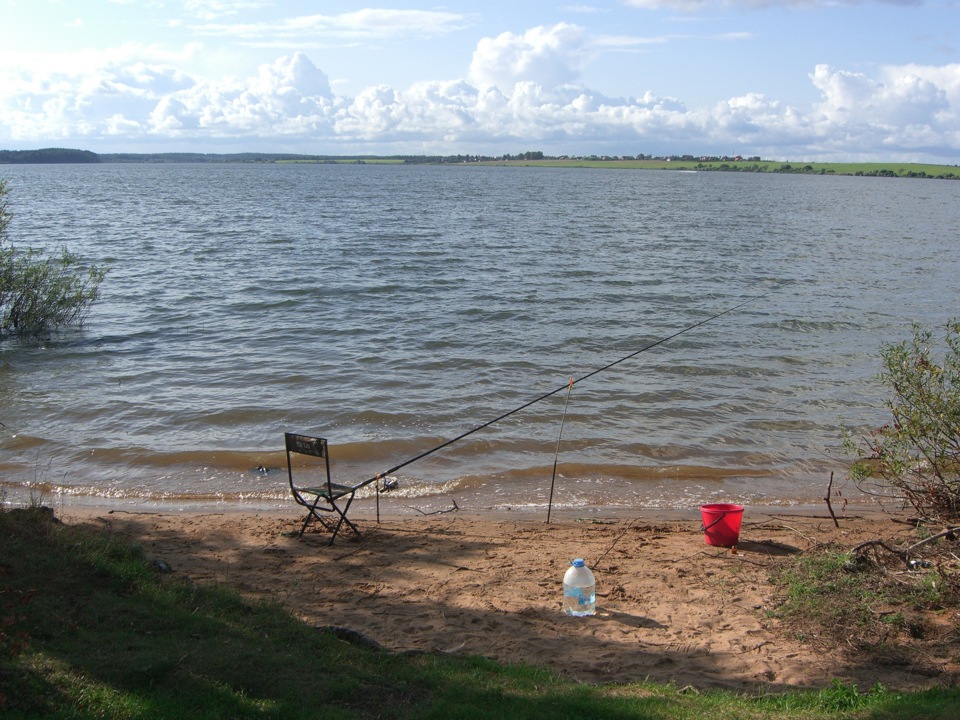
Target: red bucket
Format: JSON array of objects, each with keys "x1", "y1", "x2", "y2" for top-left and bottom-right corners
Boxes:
[{"x1": 700, "y1": 503, "x2": 744, "y2": 547}]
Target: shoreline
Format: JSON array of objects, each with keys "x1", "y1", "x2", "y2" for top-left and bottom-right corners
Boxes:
[{"x1": 26, "y1": 488, "x2": 881, "y2": 524}]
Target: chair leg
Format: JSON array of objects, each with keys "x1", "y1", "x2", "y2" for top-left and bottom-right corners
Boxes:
[
  {"x1": 298, "y1": 512, "x2": 313, "y2": 538},
  {"x1": 296, "y1": 494, "x2": 360, "y2": 545},
  {"x1": 327, "y1": 493, "x2": 359, "y2": 545},
  {"x1": 298, "y1": 498, "x2": 325, "y2": 538}
]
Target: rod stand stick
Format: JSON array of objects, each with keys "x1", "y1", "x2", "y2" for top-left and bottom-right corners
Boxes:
[{"x1": 547, "y1": 377, "x2": 575, "y2": 524}]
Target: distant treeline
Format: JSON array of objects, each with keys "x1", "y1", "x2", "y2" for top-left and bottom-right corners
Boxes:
[
  {"x1": 0, "y1": 148, "x2": 100, "y2": 164},
  {"x1": 0, "y1": 149, "x2": 516, "y2": 165},
  {"x1": 99, "y1": 152, "x2": 470, "y2": 164},
  {"x1": 2, "y1": 147, "x2": 958, "y2": 179},
  {"x1": 684, "y1": 161, "x2": 960, "y2": 180},
  {"x1": 100, "y1": 152, "x2": 358, "y2": 164},
  {"x1": 0, "y1": 148, "x2": 400, "y2": 165}
]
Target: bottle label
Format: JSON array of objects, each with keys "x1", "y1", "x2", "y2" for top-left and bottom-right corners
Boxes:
[{"x1": 564, "y1": 586, "x2": 595, "y2": 605}]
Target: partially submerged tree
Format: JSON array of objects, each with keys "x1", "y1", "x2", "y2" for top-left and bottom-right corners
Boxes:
[
  {"x1": 847, "y1": 320, "x2": 960, "y2": 522},
  {"x1": 0, "y1": 178, "x2": 106, "y2": 337}
]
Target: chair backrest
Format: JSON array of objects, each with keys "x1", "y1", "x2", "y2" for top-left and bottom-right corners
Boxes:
[{"x1": 284, "y1": 432, "x2": 332, "y2": 496}]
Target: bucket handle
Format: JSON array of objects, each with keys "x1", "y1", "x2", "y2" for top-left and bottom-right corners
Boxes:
[{"x1": 700, "y1": 512, "x2": 726, "y2": 533}]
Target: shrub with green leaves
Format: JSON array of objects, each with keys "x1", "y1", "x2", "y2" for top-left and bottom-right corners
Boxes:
[
  {"x1": 0, "y1": 178, "x2": 106, "y2": 337},
  {"x1": 847, "y1": 320, "x2": 960, "y2": 522}
]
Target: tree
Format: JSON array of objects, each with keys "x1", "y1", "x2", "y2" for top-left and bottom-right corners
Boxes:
[
  {"x1": 0, "y1": 179, "x2": 107, "y2": 337},
  {"x1": 847, "y1": 321, "x2": 960, "y2": 522}
]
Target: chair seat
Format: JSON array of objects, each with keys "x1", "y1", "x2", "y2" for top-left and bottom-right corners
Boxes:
[{"x1": 299, "y1": 483, "x2": 356, "y2": 500}]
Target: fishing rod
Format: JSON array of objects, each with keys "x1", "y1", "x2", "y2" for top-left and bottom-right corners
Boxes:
[{"x1": 362, "y1": 294, "x2": 765, "y2": 489}]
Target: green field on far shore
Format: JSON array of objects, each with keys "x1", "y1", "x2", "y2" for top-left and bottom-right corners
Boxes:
[{"x1": 476, "y1": 158, "x2": 960, "y2": 178}]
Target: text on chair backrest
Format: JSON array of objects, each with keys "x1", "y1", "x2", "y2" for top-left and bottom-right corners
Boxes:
[{"x1": 285, "y1": 433, "x2": 328, "y2": 458}]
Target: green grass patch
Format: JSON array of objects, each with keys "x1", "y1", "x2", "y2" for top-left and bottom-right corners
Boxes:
[
  {"x1": 2, "y1": 507, "x2": 958, "y2": 719},
  {"x1": 770, "y1": 543, "x2": 959, "y2": 672}
]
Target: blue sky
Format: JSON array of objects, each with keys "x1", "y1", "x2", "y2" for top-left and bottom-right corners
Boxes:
[{"x1": 1, "y1": 0, "x2": 958, "y2": 162}]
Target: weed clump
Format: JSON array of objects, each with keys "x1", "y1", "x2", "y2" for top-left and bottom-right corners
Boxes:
[
  {"x1": 771, "y1": 537, "x2": 960, "y2": 676},
  {"x1": 846, "y1": 320, "x2": 960, "y2": 524}
]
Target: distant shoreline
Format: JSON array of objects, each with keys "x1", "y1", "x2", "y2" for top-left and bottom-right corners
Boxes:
[{"x1": 1, "y1": 147, "x2": 958, "y2": 179}]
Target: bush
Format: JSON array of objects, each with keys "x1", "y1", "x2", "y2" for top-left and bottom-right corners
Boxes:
[
  {"x1": 847, "y1": 320, "x2": 960, "y2": 521},
  {"x1": 0, "y1": 178, "x2": 106, "y2": 337}
]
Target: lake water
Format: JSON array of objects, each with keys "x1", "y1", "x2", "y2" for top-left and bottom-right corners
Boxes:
[{"x1": 1, "y1": 163, "x2": 958, "y2": 516}]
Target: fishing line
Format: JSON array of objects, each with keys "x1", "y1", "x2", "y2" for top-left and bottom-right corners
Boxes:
[{"x1": 360, "y1": 294, "x2": 765, "y2": 489}]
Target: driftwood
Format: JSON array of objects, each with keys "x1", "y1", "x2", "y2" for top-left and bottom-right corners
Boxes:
[
  {"x1": 406, "y1": 499, "x2": 460, "y2": 516},
  {"x1": 320, "y1": 626, "x2": 384, "y2": 651},
  {"x1": 765, "y1": 513, "x2": 863, "y2": 520},
  {"x1": 824, "y1": 471, "x2": 840, "y2": 528},
  {"x1": 851, "y1": 525, "x2": 960, "y2": 568},
  {"x1": 902, "y1": 526, "x2": 960, "y2": 554}
]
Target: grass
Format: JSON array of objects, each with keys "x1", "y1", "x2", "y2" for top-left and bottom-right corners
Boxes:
[
  {"x1": 770, "y1": 543, "x2": 960, "y2": 681},
  {"x1": 2, "y1": 507, "x2": 959, "y2": 719}
]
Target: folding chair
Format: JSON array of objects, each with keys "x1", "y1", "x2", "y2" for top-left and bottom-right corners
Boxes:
[{"x1": 284, "y1": 432, "x2": 379, "y2": 545}]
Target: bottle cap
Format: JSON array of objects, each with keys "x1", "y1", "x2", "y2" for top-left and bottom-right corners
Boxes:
[{"x1": 572, "y1": 558, "x2": 585, "y2": 567}]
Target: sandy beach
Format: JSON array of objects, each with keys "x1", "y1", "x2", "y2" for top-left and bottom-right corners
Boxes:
[{"x1": 60, "y1": 503, "x2": 959, "y2": 693}]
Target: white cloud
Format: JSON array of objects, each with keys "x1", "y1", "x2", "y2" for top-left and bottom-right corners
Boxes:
[
  {"x1": 713, "y1": 31, "x2": 753, "y2": 41},
  {"x1": 623, "y1": 0, "x2": 921, "y2": 9},
  {"x1": 145, "y1": 53, "x2": 340, "y2": 138},
  {"x1": 181, "y1": 0, "x2": 273, "y2": 21},
  {"x1": 561, "y1": 4, "x2": 606, "y2": 13},
  {"x1": 810, "y1": 63, "x2": 959, "y2": 151},
  {"x1": 623, "y1": 0, "x2": 711, "y2": 9},
  {"x1": 105, "y1": 113, "x2": 143, "y2": 135},
  {"x1": 192, "y1": 9, "x2": 470, "y2": 43},
  {"x1": 0, "y1": 21, "x2": 958, "y2": 161},
  {"x1": 0, "y1": 43, "x2": 202, "y2": 80},
  {"x1": 707, "y1": 94, "x2": 806, "y2": 146},
  {"x1": 334, "y1": 85, "x2": 405, "y2": 139},
  {"x1": 0, "y1": 44, "x2": 200, "y2": 142},
  {"x1": 333, "y1": 8, "x2": 471, "y2": 37},
  {"x1": 251, "y1": 52, "x2": 332, "y2": 100},
  {"x1": 469, "y1": 23, "x2": 590, "y2": 92},
  {"x1": 593, "y1": 33, "x2": 672, "y2": 49}
]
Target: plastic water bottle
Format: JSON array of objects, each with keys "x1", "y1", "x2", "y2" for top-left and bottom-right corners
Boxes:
[{"x1": 562, "y1": 558, "x2": 596, "y2": 616}]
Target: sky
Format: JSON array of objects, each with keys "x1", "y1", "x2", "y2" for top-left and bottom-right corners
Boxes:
[{"x1": 1, "y1": 0, "x2": 959, "y2": 162}]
